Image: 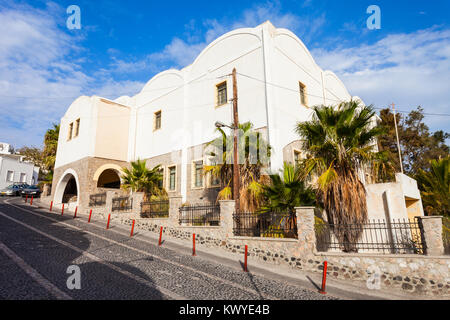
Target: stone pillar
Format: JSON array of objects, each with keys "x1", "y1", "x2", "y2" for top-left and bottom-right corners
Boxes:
[
  {"x1": 295, "y1": 207, "x2": 316, "y2": 254},
  {"x1": 131, "y1": 192, "x2": 145, "y2": 217},
  {"x1": 169, "y1": 196, "x2": 182, "y2": 227},
  {"x1": 219, "y1": 200, "x2": 236, "y2": 238},
  {"x1": 42, "y1": 184, "x2": 50, "y2": 197},
  {"x1": 417, "y1": 216, "x2": 445, "y2": 256}
]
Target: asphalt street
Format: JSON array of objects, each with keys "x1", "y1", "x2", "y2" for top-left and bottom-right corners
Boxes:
[{"x1": 0, "y1": 197, "x2": 337, "y2": 300}]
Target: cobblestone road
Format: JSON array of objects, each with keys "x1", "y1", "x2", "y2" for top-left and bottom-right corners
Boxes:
[{"x1": 0, "y1": 197, "x2": 337, "y2": 300}]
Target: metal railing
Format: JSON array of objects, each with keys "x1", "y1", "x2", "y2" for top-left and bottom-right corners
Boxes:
[
  {"x1": 112, "y1": 196, "x2": 133, "y2": 212},
  {"x1": 315, "y1": 218, "x2": 424, "y2": 254},
  {"x1": 179, "y1": 203, "x2": 220, "y2": 226},
  {"x1": 89, "y1": 192, "x2": 106, "y2": 207},
  {"x1": 140, "y1": 200, "x2": 169, "y2": 218},
  {"x1": 233, "y1": 212, "x2": 298, "y2": 239}
]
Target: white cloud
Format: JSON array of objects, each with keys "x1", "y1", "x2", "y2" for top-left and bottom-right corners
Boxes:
[
  {"x1": 312, "y1": 27, "x2": 450, "y2": 134},
  {"x1": 0, "y1": 2, "x2": 144, "y2": 149}
]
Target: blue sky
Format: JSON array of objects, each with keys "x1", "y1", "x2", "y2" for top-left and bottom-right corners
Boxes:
[{"x1": 1, "y1": 0, "x2": 449, "y2": 148}]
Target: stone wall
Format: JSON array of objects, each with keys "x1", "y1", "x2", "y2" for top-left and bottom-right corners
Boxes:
[{"x1": 55, "y1": 195, "x2": 450, "y2": 297}]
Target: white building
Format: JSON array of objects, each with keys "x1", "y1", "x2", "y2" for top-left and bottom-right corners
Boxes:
[
  {"x1": 50, "y1": 21, "x2": 379, "y2": 211},
  {"x1": 0, "y1": 142, "x2": 40, "y2": 190}
]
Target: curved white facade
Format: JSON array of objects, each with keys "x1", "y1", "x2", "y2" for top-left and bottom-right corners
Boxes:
[{"x1": 53, "y1": 21, "x2": 361, "y2": 202}]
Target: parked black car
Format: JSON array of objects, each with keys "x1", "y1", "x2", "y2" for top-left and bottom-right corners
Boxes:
[
  {"x1": 20, "y1": 185, "x2": 42, "y2": 198},
  {"x1": 0, "y1": 184, "x2": 29, "y2": 196}
]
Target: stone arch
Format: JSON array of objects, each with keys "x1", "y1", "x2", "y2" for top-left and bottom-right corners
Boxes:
[
  {"x1": 97, "y1": 169, "x2": 121, "y2": 189},
  {"x1": 54, "y1": 168, "x2": 80, "y2": 205},
  {"x1": 93, "y1": 164, "x2": 123, "y2": 181}
]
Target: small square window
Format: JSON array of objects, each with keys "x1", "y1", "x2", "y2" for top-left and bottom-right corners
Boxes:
[
  {"x1": 154, "y1": 111, "x2": 162, "y2": 130},
  {"x1": 68, "y1": 122, "x2": 73, "y2": 141},
  {"x1": 299, "y1": 82, "x2": 307, "y2": 106},
  {"x1": 20, "y1": 173, "x2": 26, "y2": 183},
  {"x1": 216, "y1": 82, "x2": 227, "y2": 106}
]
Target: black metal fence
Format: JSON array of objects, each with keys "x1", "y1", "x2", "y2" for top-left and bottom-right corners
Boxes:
[
  {"x1": 233, "y1": 212, "x2": 298, "y2": 239},
  {"x1": 112, "y1": 196, "x2": 133, "y2": 212},
  {"x1": 141, "y1": 200, "x2": 169, "y2": 218},
  {"x1": 89, "y1": 193, "x2": 106, "y2": 207},
  {"x1": 315, "y1": 218, "x2": 424, "y2": 254},
  {"x1": 179, "y1": 203, "x2": 220, "y2": 226}
]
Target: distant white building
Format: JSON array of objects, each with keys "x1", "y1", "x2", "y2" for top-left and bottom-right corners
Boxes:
[
  {"x1": 0, "y1": 142, "x2": 40, "y2": 190},
  {"x1": 50, "y1": 21, "x2": 377, "y2": 211}
]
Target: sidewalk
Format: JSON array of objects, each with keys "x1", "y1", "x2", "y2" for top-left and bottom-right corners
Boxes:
[{"x1": 31, "y1": 198, "x2": 439, "y2": 300}]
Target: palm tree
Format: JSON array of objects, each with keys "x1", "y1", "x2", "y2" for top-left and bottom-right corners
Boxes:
[
  {"x1": 260, "y1": 162, "x2": 316, "y2": 214},
  {"x1": 206, "y1": 121, "x2": 271, "y2": 212},
  {"x1": 258, "y1": 162, "x2": 316, "y2": 238},
  {"x1": 415, "y1": 156, "x2": 450, "y2": 216},
  {"x1": 296, "y1": 101, "x2": 383, "y2": 252},
  {"x1": 121, "y1": 160, "x2": 166, "y2": 201}
]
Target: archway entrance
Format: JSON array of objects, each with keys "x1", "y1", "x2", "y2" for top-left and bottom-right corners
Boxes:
[
  {"x1": 97, "y1": 169, "x2": 121, "y2": 189},
  {"x1": 54, "y1": 169, "x2": 80, "y2": 206},
  {"x1": 62, "y1": 176, "x2": 78, "y2": 203}
]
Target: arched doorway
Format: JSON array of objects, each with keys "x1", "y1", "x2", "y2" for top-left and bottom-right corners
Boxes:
[
  {"x1": 54, "y1": 169, "x2": 80, "y2": 206},
  {"x1": 97, "y1": 169, "x2": 121, "y2": 189}
]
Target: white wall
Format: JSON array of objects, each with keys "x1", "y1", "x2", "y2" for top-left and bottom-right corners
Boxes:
[
  {"x1": 53, "y1": 21, "x2": 362, "y2": 201},
  {"x1": 0, "y1": 155, "x2": 37, "y2": 189}
]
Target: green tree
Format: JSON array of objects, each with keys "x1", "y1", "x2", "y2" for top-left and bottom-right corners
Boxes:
[
  {"x1": 260, "y1": 162, "x2": 316, "y2": 214},
  {"x1": 206, "y1": 121, "x2": 271, "y2": 212},
  {"x1": 120, "y1": 160, "x2": 166, "y2": 200},
  {"x1": 42, "y1": 124, "x2": 60, "y2": 183},
  {"x1": 378, "y1": 107, "x2": 449, "y2": 176},
  {"x1": 16, "y1": 146, "x2": 45, "y2": 180},
  {"x1": 415, "y1": 156, "x2": 450, "y2": 216},
  {"x1": 296, "y1": 101, "x2": 384, "y2": 252}
]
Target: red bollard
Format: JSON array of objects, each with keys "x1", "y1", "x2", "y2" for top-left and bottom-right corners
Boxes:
[
  {"x1": 158, "y1": 226, "x2": 163, "y2": 246},
  {"x1": 130, "y1": 220, "x2": 135, "y2": 237},
  {"x1": 319, "y1": 261, "x2": 328, "y2": 294},
  {"x1": 50, "y1": 201, "x2": 53, "y2": 211},
  {"x1": 106, "y1": 214, "x2": 111, "y2": 229},
  {"x1": 61, "y1": 203, "x2": 64, "y2": 216},
  {"x1": 25, "y1": 195, "x2": 28, "y2": 203},
  {"x1": 30, "y1": 196, "x2": 33, "y2": 206},
  {"x1": 88, "y1": 209, "x2": 92, "y2": 223},
  {"x1": 74, "y1": 206, "x2": 78, "y2": 219},
  {"x1": 244, "y1": 245, "x2": 248, "y2": 272},
  {"x1": 192, "y1": 233, "x2": 196, "y2": 256}
]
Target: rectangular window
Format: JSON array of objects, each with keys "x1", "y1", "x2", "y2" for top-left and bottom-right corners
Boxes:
[
  {"x1": 154, "y1": 111, "x2": 161, "y2": 130},
  {"x1": 158, "y1": 168, "x2": 164, "y2": 189},
  {"x1": 169, "y1": 166, "x2": 176, "y2": 191},
  {"x1": 6, "y1": 171, "x2": 14, "y2": 182},
  {"x1": 209, "y1": 158, "x2": 220, "y2": 187},
  {"x1": 294, "y1": 150, "x2": 301, "y2": 165},
  {"x1": 193, "y1": 160, "x2": 203, "y2": 188},
  {"x1": 299, "y1": 82, "x2": 307, "y2": 106},
  {"x1": 68, "y1": 122, "x2": 73, "y2": 141},
  {"x1": 20, "y1": 173, "x2": 26, "y2": 183},
  {"x1": 216, "y1": 82, "x2": 227, "y2": 106},
  {"x1": 74, "y1": 119, "x2": 80, "y2": 137}
]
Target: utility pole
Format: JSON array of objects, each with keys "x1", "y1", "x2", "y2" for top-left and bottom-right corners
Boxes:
[
  {"x1": 232, "y1": 68, "x2": 240, "y2": 212},
  {"x1": 391, "y1": 103, "x2": 404, "y2": 174}
]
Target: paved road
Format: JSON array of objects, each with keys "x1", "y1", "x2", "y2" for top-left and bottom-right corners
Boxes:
[{"x1": 0, "y1": 197, "x2": 337, "y2": 300}]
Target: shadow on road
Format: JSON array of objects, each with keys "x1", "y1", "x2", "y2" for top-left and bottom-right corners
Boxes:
[{"x1": 0, "y1": 198, "x2": 164, "y2": 300}]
